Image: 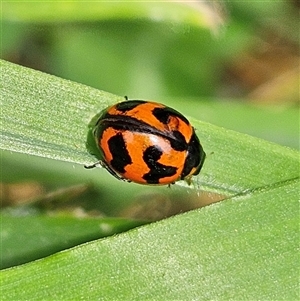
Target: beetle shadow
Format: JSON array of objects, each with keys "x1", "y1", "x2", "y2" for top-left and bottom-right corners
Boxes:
[{"x1": 85, "y1": 112, "x2": 103, "y2": 161}]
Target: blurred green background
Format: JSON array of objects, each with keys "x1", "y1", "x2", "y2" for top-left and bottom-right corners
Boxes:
[
  {"x1": 2, "y1": 1, "x2": 299, "y2": 144},
  {"x1": 1, "y1": 1, "x2": 299, "y2": 268},
  {"x1": 2, "y1": 1, "x2": 299, "y2": 141}
]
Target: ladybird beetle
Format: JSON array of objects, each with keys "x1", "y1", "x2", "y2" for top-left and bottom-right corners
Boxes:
[{"x1": 85, "y1": 99, "x2": 205, "y2": 185}]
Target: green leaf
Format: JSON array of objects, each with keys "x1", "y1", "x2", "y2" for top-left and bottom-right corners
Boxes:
[
  {"x1": 1, "y1": 59, "x2": 298, "y2": 196},
  {"x1": 0, "y1": 214, "x2": 146, "y2": 269},
  {"x1": 1, "y1": 178, "x2": 298, "y2": 300},
  {"x1": 1, "y1": 59, "x2": 122, "y2": 165}
]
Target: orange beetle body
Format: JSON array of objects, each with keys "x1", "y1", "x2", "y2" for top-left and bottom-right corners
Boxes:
[{"x1": 89, "y1": 100, "x2": 205, "y2": 185}]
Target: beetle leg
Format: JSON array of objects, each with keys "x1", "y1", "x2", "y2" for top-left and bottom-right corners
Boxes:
[{"x1": 85, "y1": 160, "x2": 131, "y2": 182}]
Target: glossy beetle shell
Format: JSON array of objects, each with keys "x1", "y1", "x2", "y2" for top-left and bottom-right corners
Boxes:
[{"x1": 93, "y1": 100, "x2": 205, "y2": 185}]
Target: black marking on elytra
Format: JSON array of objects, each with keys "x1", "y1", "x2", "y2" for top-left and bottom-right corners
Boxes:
[
  {"x1": 142, "y1": 146, "x2": 177, "y2": 184},
  {"x1": 98, "y1": 115, "x2": 188, "y2": 151},
  {"x1": 115, "y1": 100, "x2": 146, "y2": 112},
  {"x1": 152, "y1": 107, "x2": 190, "y2": 126},
  {"x1": 181, "y1": 130, "x2": 205, "y2": 179},
  {"x1": 99, "y1": 115, "x2": 153, "y2": 133},
  {"x1": 99, "y1": 159, "x2": 129, "y2": 182},
  {"x1": 108, "y1": 132, "x2": 132, "y2": 173},
  {"x1": 170, "y1": 131, "x2": 187, "y2": 151}
]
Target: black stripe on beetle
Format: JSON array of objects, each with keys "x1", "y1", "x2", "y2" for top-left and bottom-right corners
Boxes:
[
  {"x1": 152, "y1": 107, "x2": 190, "y2": 126},
  {"x1": 99, "y1": 115, "x2": 188, "y2": 152},
  {"x1": 107, "y1": 132, "x2": 132, "y2": 173},
  {"x1": 115, "y1": 100, "x2": 145, "y2": 112},
  {"x1": 181, "y1": 131, "x2": 205, "y2": 179},
  {"x1": 142, "y1": 145, "x2": 178, "y2": 184}
]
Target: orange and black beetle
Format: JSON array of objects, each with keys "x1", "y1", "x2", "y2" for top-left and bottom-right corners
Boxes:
[{"x1": 85, "y1": 99, "x2": 205, "y2": 185}]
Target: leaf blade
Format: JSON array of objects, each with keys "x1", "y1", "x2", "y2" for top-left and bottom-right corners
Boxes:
[
  {"x1": 1, "y1": 59, "x2": 299, "y2": 196},
  {"x1": 1, "y1": 178, "x2": 298, "y2": 300}
]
